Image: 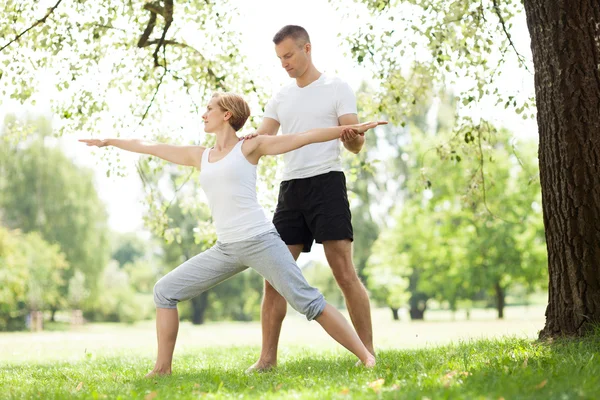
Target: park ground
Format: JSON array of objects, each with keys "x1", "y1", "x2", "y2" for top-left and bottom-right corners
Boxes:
[{"x1": 1, "y1": 306, "x2": 599, "y2": 399}]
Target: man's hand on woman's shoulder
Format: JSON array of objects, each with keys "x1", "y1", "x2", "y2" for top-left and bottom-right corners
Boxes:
[{"x1": 239, "y1": 132, "x2": 260, "y2": 141}]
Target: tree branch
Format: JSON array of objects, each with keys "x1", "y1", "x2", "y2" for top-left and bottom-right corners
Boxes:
[
  {"x1": 479, "y1": 0, "x2": 487, "y2": 23},
  {"x1": 92, "y1": 23, "x2": 129, "y2": 34},
  {"x1": 152, "y1": 0, "x2": 173, "y2": 68},
  {"x1": 137, "y1": 11, "x2": 157, "y2": 48},
  {"x1": 138, "y1": 68, "x2": 168, "y2": 127},
  {"x1": 142, "y1": 39, "x2": 195, "y2": 49},
  {"x1": 143, "y1": 2, "x2": 166, "y2": 17},
  {"x1": 142, "y1": 39, "x2": 224, "y2": 89},
  {"x1": 492, "y1": 0, "x2": 531, "y2": 73},
  {"x1": 169, "y1": 71, "x2": 200, "y2": 114},
  {"x1": 0, "y1": 0, "x2": 63, "y2": 53}
]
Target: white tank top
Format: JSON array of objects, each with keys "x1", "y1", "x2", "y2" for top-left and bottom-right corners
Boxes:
[{"x1": 199, "y1": 140, "x2": 274, "y2": 243}]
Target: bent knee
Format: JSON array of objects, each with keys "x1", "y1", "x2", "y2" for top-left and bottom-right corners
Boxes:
[
  {"x1": 301, "y1": 295, "x2": 326, "y2": 321},
  {"x1": 287, "y1": 292, "x2": 326, "y2": 321},
  {"x1": 264, "y1": 280, "x2": 284, "y2": 297},
  {"x1": 153, "y1": 278, "x2": 178, "y2": 309}
]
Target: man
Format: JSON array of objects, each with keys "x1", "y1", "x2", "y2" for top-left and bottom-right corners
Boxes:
[{"x1": 247, "y1": 25, "x2": 374, "y2": 372}]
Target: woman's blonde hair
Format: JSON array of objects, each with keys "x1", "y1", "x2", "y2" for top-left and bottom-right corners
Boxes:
[{"x1": 212, "y1": 92, "x2": 250, "y2": 131}]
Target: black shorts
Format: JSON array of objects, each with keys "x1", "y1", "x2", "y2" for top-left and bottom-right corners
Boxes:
[{"x1": 273, "y1": 171, "x2": 353, "y2": 253}]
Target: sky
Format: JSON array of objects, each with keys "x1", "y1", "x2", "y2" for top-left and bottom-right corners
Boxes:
[{"x1": 2, "y1": 0, "x2": 537, "y2": 264}]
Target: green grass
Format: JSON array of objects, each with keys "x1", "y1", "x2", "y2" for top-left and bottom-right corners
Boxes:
[{"x1": 2, "y1": 332, "x2": 599, "y2": 399}]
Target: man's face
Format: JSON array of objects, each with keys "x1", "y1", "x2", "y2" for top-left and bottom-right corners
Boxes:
[{"x1": 275, "y1": 37, "x2": 310, "y2": 78}]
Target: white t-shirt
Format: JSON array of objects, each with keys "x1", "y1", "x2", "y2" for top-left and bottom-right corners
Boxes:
[{"x1": 264, "y1": 74, "x2": 357, "y2": 181}]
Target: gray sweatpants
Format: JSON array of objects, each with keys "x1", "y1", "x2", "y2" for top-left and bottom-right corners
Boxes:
[{"x1": 153, "y1": 229, "x2": 326, "y2": 321}]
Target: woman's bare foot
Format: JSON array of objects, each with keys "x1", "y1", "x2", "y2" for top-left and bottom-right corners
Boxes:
[
  {"x1": 355, "y1": 354, "x2": 376, "y2": 368},
  {"x1": 363, "y1": 354, "x2": 376, "y2": 368},
  {"x1": 245, "y1": 360, "x2": 276, "y2": 374},
  {"x1": 145, "y1": 368, "x2": 171, "y2": 378}
]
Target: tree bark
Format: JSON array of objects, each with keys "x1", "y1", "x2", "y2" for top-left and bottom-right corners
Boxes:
[
  {"x1": 191, "y1": 291, "x2": 209, "y2": 325},
  {"x1": 494, "y1": 282, "x2": 505, "y2": 319},
  {"x1": 391, "y1": 307, "x2": 399, "y2": 321},
  {"x1": 524, "y1": 0, "x2": 600, "y2": 337}
]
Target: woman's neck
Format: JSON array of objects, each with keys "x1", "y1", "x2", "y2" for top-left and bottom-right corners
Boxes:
[{"x1": 212, "y1": 127, "x2": 239, "y2": 150}]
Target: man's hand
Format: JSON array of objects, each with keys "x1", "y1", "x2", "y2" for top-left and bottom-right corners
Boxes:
[
  {"x1": 239, "y1": 132, "x2": 260, "y2": 141},
  {"x1": 79, "y1": 139, "x2": 109, "y2": 147},
  {"x1": 341, "y1": 121, "x2": 387, "y2": 140},
  {"x1": 239, "y1": 118, "x2": 281, "y2": 141},
  {"x1": 340, "y1": 128, "x2": 363, "y2": 143}
]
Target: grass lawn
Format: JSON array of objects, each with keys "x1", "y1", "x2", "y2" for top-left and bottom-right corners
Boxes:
[{"x1": 1, "y1": 307, "x2": 598, "y2": 399}]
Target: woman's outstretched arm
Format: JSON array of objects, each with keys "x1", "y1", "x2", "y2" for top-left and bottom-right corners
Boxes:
[
  {"x1": 248, "y1": 121, "x2": 387, "y2": 158},
  {"x1": 79, "y1": 138, "x2": 205, "y2": 168}
]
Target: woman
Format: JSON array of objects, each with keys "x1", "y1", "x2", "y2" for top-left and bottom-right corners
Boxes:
[{"x1": 80, "y1": 92, "x2": 385, "y2": 377}]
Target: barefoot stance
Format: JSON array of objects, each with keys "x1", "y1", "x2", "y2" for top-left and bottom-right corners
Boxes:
[
  {"x1": 363, "y1": 354, "x2": 376, "y2": 368},
  {"x1": 245, "y1": 361, "x2": 276, "y2": 374},
  {"x1": 145, "y1": 369, "x2": 171, "y2": 378}
]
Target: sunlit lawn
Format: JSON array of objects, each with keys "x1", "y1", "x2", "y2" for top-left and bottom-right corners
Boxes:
[{"x1": 2, "y1": 306, "x2": 598, "y2": 399}]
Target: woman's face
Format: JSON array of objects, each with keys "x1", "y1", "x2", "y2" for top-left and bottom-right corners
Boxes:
[{"x1": 202, "y1": 97, "x2": 229, "y2": 133}]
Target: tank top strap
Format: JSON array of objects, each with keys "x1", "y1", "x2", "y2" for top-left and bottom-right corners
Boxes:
[
  {"x1": 235, "y1": 138, "x2": 244, "y2": 151},
  {"x1": 230, "y1": 139, "x2": 245, "y2": 160}
]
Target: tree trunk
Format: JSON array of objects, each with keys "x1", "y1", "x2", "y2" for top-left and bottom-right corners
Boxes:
[
  {"x1": 70, "y1": 309, "x2": 84, "y2": 327},
  {"x1": 191, "y1": 291, "x2": 209, "y2": 325},
  {"x1": 524, "y1": 0, "x2": 600, "y2": 337},
  {"x1": 30, "y1": 311, "x2": 43, "y2": 332},
  {"x1": 409, "y1": 292, "x2": 428, "y2": 320},
  {"x1": 391, "y1": 307, "x2": 399, "y2": 321},
  {"x1": 494, "y1": 282, "x2": 505, "y2": 319}
]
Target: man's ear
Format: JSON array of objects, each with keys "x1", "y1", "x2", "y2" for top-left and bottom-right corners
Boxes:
[{"x1": 304, "y1": 42, "x2": 311, "y2": 55}]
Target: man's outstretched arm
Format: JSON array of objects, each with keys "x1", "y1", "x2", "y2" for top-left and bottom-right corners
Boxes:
[{"x1": 339, "y1": 113, "x2": 365, "y2": 154}]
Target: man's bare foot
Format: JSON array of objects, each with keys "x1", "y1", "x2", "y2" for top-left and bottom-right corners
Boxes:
[
  {"x1": 245, "y1": 360, "x2": 276, "y2": 374},
  {"x1": 145, "y1": 368, "x2": 171, "y2": 378}
]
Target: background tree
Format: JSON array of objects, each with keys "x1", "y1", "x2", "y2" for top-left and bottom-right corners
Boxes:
[
  {"x1": 343, "y1": 0, "x2": 599, "y2": 336},
  {"x1": 21, "y1": 232, "x2": 68, "y2": 318},
  {"x1": 367, "y1": 125, "x2": 546, "y2": 320},
  {"x1": 0, "y1": 116, "x2": 110, "y2": 317},
  {"x1": 111, "y1": 232, "x2": 149, "y2": 268},
  {"x1": 0, "y1": 227, "x2": 29, "y2": 331},
  {"x1": 0, "y1": 227, "x2": 67, "y2": 330}
]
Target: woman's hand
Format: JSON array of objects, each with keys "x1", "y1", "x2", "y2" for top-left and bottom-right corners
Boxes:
[{"x1": 79, "y1": 139, "x2": 109, "y2": 147}]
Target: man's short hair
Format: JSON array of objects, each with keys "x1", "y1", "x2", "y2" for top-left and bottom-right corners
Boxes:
[{"x1": 272, "y1": 25, "x2": 311, "y2": 46}]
